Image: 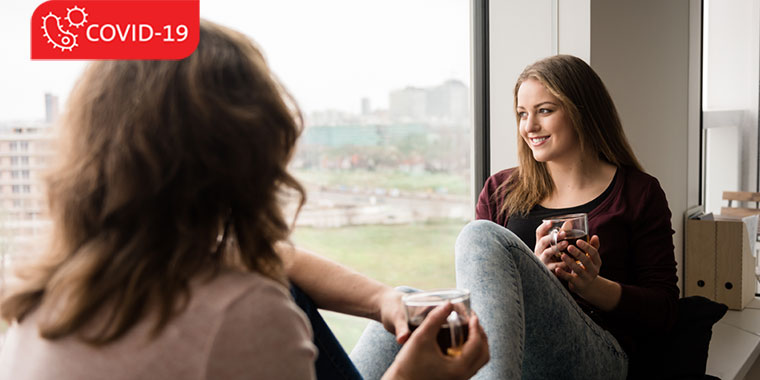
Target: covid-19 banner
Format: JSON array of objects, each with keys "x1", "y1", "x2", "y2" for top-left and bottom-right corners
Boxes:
[{"x1": 31, "y1": 0, "x2": 199, "y2": 60}]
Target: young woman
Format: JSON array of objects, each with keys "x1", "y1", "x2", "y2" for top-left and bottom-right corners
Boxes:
[
  {"x1": 0, "y1": 20, "x2": 488, "y2": 380},
  {"x1": 455, "y1": 55, "x2": 678, "y2": 379}
]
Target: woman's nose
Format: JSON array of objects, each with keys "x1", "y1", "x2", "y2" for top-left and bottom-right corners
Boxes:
[{"x1": 523, "y1": 113, "x2": 539, "y2": 132}]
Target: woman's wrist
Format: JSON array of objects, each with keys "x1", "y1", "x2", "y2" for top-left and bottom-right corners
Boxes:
[
  {"x1": 576, "y1": 276, "x2": 621, "y2": 312},
  {"x1": 381, "y1": 363, "x2": 408, "y2": 380},
  {"x1": 370, "y1": 285, "x2": 398, "y2": 321}
]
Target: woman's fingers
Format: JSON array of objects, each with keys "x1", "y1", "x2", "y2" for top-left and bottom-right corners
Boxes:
[
  {"x1": 586, "y1": 236, "x2": 602, "y2": 267},
  {"x1": 535, "y1": 220, "x2": 552, "y2": 247},
  {"x1": 535, "y1": 223, "x2": 563, "y2": 252},
  {"x1": 461, "y1": 312, "x2": 490, "y2": 369},
  {"x1": 414, "y1": 303, "x2": 453, "y2": 340},
  {"x1": 536, "y1": 232, "x2": 567, "y2": 265},
  {"x1": 574, "y1": 238, "x2": 602, "y2": 269}
]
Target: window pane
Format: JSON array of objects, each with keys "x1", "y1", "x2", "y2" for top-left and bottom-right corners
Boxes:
[
  {"x1": 0, "y1": 1, "x2": 473, "y2": 351},
  {"x1": 702, "y1": 0, "x2": 760, "y2": 213},
  {"x1": 205, "y1": 1, "x2": 473, "y2": 350}
]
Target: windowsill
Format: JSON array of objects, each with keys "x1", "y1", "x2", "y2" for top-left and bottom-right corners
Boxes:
[{"x1": 706, "y1": 297, "x2": 760, "y2": 380}]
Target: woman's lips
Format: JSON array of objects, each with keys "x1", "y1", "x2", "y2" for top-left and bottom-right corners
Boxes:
[{"x1": 530, "y1": 136, "x2": 549, "y2": 146}]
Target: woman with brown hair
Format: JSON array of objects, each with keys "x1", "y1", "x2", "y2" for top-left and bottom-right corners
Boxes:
[
  {"x1": 0, "y1": 20, "x2": 488, "y2": 380},
  {"x1": 454, "y1": 55, "x2": 678, "y2": 379}
]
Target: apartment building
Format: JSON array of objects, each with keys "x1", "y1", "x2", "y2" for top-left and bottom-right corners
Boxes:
[{"x1": 0, "y1": 120, "x2": 55, "y2": 266}]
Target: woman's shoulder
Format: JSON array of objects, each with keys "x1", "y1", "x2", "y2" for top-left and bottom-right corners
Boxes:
[
  {"x1": 490, "y1": 167, "x2": 517, "y2": 182},
  {"x1": 190, "y1": 270, "x2": 294, "y2": 316},
  {"x1": 619, "y1": 165, "x2": 664, "y2": 194},
  {"x1": 483, "y1": 167, "x2": 517, "y2": 192}
]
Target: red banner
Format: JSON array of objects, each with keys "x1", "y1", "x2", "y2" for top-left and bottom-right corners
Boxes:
[{"x1": 31, "y1": 0, "x2": 199, "y2": 60}]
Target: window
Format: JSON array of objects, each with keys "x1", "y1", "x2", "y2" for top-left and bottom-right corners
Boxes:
[
  {"x1": 204, "y1": 0, "x2": 473, "y2": 350},
  {"x1": 702, "y1": 0, "x2": 760, "y2": 213},
  {"x1": 1, "y1": 1, "x2": 473, "y2": 351},
  {"x1": 9, "y1": 156, "x2": 28, "y2": 166}
]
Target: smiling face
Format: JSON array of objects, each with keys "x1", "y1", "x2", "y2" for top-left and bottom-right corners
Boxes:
[{"x1": 516, "y1": 78, "x2": 580, "y2": 165}]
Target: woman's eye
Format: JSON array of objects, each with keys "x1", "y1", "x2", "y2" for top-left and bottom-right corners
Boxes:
[
  {"x1": 517, "y1": 111, "x2": 528, "y2": 118},
  {"x1": 539, "y1": 108, "x2": 553, "y2": 114}
]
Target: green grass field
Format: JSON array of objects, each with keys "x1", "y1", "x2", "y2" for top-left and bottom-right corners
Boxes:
[
  {"x1": 292, "y1": 169, "x2": 469, "y2": 196},
  {"x1": 291, "y1": 220, "x2": 465, "y2": 352}
]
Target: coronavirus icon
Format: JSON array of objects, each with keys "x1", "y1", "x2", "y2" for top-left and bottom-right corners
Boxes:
[
  {"x1": 41, "y1": 5, "x2": 88, "y2": 52},
  {"x1": 66, "y1": 6, "x2": 88, "y2": 28}
]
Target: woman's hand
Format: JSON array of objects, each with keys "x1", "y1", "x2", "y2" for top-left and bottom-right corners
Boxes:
[
  {"x1": 382, "y1": 303, "x2": 490, "y2": 380},
  {"x1": 554, "y1": 235, "x2": 602, "y2": 295},
  {"x1": 534, "y1": 221, "x2": 569, "y2": 272},
  {"x1": 378, "y1": 288, "x2": 412, "y2": 344}
]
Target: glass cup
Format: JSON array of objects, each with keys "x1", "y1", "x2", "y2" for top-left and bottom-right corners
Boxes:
[
  {"x1": 543, "y1": 213, "x2": 589, "y2": 259},
  {"x1": 402, "y1": 288, "x2": 470, "y2": 356}
]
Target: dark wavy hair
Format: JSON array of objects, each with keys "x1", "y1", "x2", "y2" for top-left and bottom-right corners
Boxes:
[
  {"x1": 497, "y1": 54, "x2": 642, "y2": 216},
  {"x1": 1, "y1": 20, "x2": 305, "y2": 345}
]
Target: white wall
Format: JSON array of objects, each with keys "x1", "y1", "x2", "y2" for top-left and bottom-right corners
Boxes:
[
  {"x1": 488, "y1": 0, "x2": 698, "y2": 291},
  {"x1": 488, "y1": 0, "x2": 553, "y2": 174},
  {"x1": 557, "y1": 0, "x2": 590, "y2": 61},
  {"x1": 590, "y1": 1, "x2": 692, "y2": 290}
]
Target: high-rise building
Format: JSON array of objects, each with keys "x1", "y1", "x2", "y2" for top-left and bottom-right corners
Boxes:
[
  {"x1": 389, "y1": 86, "x2": 427, "y2": 121},
  {"x1": 426, "y1": 79, "x2": 469, "y2": 122},
  {"x1": 361, "y1": 97, "x2": 371, "y2": 116},
  {"x1": 45, "y1": 93, "x2": 59, "y2": 124},
  {"x1": 388, "y1": 80, "x2": 469, "y2": 123},
  {"x1": 0, "y1": 121, "x2": 56, "y2": 263}
]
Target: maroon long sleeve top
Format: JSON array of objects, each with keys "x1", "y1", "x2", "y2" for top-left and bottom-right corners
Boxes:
[{"x1": 476, "y1": 165, "x2": 679, "y2": 355}]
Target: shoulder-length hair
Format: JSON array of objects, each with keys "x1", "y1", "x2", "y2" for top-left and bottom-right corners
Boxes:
[
  {"x1": 1, "y1": 20, "x2": 305, "y2": 345},
  {"x1": 496, "y1": 54, "x2": 642, "y2": 216}
]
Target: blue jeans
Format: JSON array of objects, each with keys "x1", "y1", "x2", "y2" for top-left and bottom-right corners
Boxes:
[
  {"x1": 350, "y1": 220, "x2": 629, "y2": 379},
  {"x1": 291, "y1": 285, "x2": 364, "y2": 380},
  {"x1": 291, "y1": 286, "x2": 411, "y2": 380},
  {"x1": 455, "y1": 220, "x2": 627, "y2": 379},
  {"x1": 349, "y1": 287, "x2": 416, "y2": 380}
]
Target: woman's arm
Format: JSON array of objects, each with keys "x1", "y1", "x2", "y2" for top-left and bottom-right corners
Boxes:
[
  {"x1": 557, "y1": 176, "x2": 678, "y2": 328},
  {"x1": 278, "y1": 243, "x2": 410, "y2": 342}
]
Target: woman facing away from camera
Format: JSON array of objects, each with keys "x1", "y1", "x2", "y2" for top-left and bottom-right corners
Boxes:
[
  {"x1": 0, "y1": 20, "x2": 489, "y2": 380},
  {"x1": 453, "y1": 55, "x2": 679, "y2": 379}
]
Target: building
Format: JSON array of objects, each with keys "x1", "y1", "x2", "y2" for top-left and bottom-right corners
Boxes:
[
  {"x1": 389, "y1": 86, "x2": 427, "y2": 121},
  {"x1": 0, "y1": 121, "x2": 55, "y2": 250},
  {"x1": 361, "y1": 97, "x2": 371, "y2": 116},
  {"x1": 44, "y1": 93, "x2": 59, "y2": 124},
  {"x1": 0, "y1": 94, "x2": 58, "y2": 269},
  {"x1": 426, "y1": 79, "x2": 469, "y2": 123},
  {"x1": 388, "y1": 81, "x2": 469, "y2": 123}
]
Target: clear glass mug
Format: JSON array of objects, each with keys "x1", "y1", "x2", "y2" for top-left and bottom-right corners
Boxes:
[
  {"x1": 542, "y1": 213, "x2": 589, "y2": 259},
  {"x1": 402, "y1": 288, "x2": 470, "y2": 356}
]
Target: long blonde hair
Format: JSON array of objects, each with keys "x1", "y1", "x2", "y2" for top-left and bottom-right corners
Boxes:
[
  {"x1": 497, "y1": 55, "x2": 642, "y2": 216},
  {"x1": 1, "y1": 20, "x2": 305, "y2": 345}
]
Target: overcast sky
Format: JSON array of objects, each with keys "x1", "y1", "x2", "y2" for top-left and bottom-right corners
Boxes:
[{"x1": 0, "y1": 0, "x2": 470, "y2": 122}]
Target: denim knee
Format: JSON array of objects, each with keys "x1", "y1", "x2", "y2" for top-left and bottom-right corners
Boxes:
[{"x1": 455, "y1": 220, "x2": 525, "y2": 263}]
